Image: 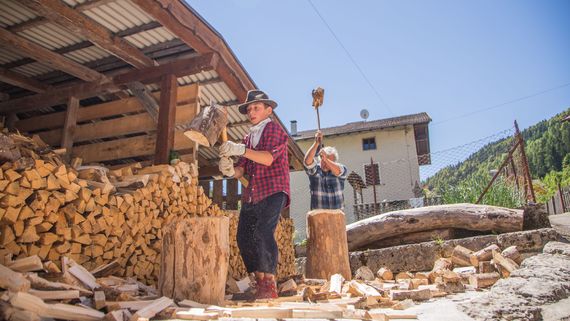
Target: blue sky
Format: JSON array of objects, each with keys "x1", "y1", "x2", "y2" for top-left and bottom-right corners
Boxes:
[{"x1": 186, "y1": 0, "x2": 570, "y2": 154}]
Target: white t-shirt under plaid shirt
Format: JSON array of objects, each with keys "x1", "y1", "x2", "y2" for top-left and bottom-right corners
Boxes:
[{"x1": 305, "y1": 160, "x2": 348, "y2": 210}]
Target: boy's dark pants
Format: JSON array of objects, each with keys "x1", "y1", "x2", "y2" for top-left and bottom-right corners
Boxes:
[{"x1": 237, "y1": 192, "x2": 287, "y2": 274}]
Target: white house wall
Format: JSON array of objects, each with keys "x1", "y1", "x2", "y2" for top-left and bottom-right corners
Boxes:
[{"x1": 289, "y1": 125, "x2": 421, "y2": 242}]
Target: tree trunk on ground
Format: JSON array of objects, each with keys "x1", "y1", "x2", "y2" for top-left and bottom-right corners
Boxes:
[
  {"x1": 158, "y1": 217, "x2": 229, "y2": 304},
  {"x1": 346, "y1": 203, "x2": 524, "y2": 251},
  {"x1": 365, "y1": 228, "x2": 456, "y2": 249},
  {"x1": 305, "y1": 209, "x2": 351, "y2": 280}
]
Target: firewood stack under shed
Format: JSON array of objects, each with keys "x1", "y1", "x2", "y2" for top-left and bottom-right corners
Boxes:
[{"x1": 0, "y1": 130, "x2": 296, "y2": 286}]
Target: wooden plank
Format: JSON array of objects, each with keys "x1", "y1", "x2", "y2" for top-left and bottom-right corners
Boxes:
[
  {"x1": 61, "y1": 97, "x2": 79, "y2": 160},
  {"x1": 68, "y1": 264, "x2": 99, "y2": 290},
  {"x1": 105, "y1": 300, "x2": 159, "y2": 311},
  {"x1": 0, "y1": 28, "x2": 105, "y2": 83},
  {"x1": 37, "y1": 103, "x2": 198, "y2": 146},
  {"x1": 6, "y1": 255, "x2": 43, "y2": 272},
  {"x1": 154, "y1": 74, "x2": 177, "y2": 164},
  {"x1": 20, "y1": 0, "x2": 155, "y2": 69},
  {"x1": 0, "y1": 67, "x2": 52, "y2": 93},
  {"x1": 128, "y1": 296, "x2": 173, "y2": 321},
  {"x1": 0, "y1": 263, "x2": 30, "y2": 292},
  {"x1": 71, "y1": 131, "x2": 194, "y2": 163},
  {"x1": 28, "y1": 289, "x2": 80, "y2": 300},
  {"x1": 10, "y1": 291, "x2": 104, "y2": 321},
  {"x1": 16, "y1": 84, "x2": 198, "y2": 133}
]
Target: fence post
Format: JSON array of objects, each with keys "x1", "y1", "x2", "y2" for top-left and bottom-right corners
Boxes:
[
  {"x1": 559, "y1": 182, "x2": 567, "y2": 213},
  {"x1": 515, "y1": 120, "x2": 536, "y2": 203}
]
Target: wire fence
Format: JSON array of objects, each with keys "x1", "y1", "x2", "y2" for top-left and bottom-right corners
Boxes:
[{"x1": 289, "y1": 125, "x2": 534, "y2": 239}]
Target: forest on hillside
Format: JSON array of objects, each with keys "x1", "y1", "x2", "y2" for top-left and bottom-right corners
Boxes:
[{"x1": 425, "y1": 108, "x2": 570, "y2": 206}]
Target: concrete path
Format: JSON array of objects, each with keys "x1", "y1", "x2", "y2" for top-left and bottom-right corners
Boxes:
[{"x1": 550, "y1": 213, "x2": 570, "y2": 241}]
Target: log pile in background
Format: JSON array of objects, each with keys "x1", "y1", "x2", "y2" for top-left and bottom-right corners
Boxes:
[
  {"x1": 0, "y1": 131, "x2": 296, "y2": 287},
  {"x1": 227, "y1": 211, "x2": 296, "y2": 280}
]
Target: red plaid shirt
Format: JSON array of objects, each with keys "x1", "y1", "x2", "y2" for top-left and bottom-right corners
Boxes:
[{"x1": 236, "y1": 120, "x2": 290, "y2": 207}]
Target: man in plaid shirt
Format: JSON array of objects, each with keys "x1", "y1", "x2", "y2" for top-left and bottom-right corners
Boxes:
[
  {"x1": 218, "y1": 90, "x2": 289, "y2": 299},
  {"x1": 304, "y1": 130, "x2": 348, "y2": 210}
]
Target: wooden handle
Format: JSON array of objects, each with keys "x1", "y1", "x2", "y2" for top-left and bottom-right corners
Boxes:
[{"x1": 220, "y1": 127, "x2": 249, "y2": 188}]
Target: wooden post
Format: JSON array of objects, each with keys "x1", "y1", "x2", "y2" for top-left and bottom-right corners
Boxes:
[
  {"x1": 213, "y1": 179, "x2": 223, "y2": 207},
  {"x1": 199, "y1": 180, "x2": 210, "y2": 198},
  {"x1": 154, "y1": 74, "x2": 177, "y2": 164},
  {"x1": 226, "y1": 178, "x2": 238, "y2": 210},
  {"x1": 515, "y1": 120, "x2": 536, "y2": 203},
  {"x1": 158, "y1": 217, "x2": 229, "y2": 305},
  {"x1": 305, "y1": 209, "x2": 351, "y2": 280},
  {"x1": 61, "y1": 96, "x2": 79, "y2": 162}
]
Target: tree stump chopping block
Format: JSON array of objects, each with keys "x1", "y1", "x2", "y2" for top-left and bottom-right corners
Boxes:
[
  {"x1": 158, "y1": 217, "x2": 229, "y2": 305},
  {"x1": 305, "y1": 209, "x2": 351, "y2": 280}
]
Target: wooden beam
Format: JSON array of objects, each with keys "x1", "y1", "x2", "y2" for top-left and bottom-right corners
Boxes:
[
  {"x1": 20, "y1": 0, "x2": 156, "y2": 69},
  {"x1": 154, "y1": 74, "x2": 177, "y2": 164},
  {"x1": 126, "y1": 82, "x2": 159, "y2": 123},
  {"x1": 0, "y1": 54, "x2": 214, "y2": 114},
  {"x1": 0, "y1": 28, "x2": 105, "y2": 83},
  {"x1": 131, "y1": 0, "x2": 254, "y2": 100},
  {"x1": 0, "y1": 67, "x2": 52, "y2": 93},
  {"x1": 71, "y1": 131, "x2": 194, "y2": 163},
  {"x1": 61, "y1": 97, "x2": 79, "y2": 161},
  {"x1": 15, "y1": 84, "x2": 198, "y2": 132},
  {"x1": 113, "y1": 52, "x2": 216, "y2": 84},
  {"x1": 0, "y1": 92, "x2": 9, "y2": 101},
  {"x1": 198, "y1": 165, "x2": 221, "y2": 178},
  {"x1": 213, "y1": 179, "x2": 223, "y2": 206},
  {"x1": 38, "y1": 104, "x2": 198, "y2": 146},
  {"x1": 4, "y1": 22, "x2": 162, "y2": 70}
]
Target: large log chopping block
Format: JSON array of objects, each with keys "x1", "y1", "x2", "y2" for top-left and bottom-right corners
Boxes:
[
  {"x1": 158, "y1": 217, "x2": 229, "y2": 304},
  {"x1": 305, "y1": 209, "x2": 351, "y2": 280}
]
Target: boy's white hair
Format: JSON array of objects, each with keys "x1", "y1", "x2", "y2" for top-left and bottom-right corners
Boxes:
[{"x1": 322, "y1": 146, "x2": 339, "y2": 161}]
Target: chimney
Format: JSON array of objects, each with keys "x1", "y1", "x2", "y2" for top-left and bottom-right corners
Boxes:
[{"x1": 290, "y1": 120, "x2": 298, "y2": 136}]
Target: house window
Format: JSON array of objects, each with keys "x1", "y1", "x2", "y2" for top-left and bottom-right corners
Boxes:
[
  {"x1": 364, "y1": 163, "x2": 380, "y2": 186},
  {"x1": 362, "y1": 137, "x2": 376, "y2": 150}
]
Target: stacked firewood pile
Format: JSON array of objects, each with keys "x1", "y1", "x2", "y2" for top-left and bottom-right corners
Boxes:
[
  {"x1": 227, "y1": 211, "x2": 297, "y2": 280},
  {"x1": 0, "y1": 130, "x2": 296, "y2": 286}
]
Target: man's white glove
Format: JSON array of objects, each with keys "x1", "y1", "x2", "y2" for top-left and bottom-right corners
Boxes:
[
  {"x1": 219, "y1": 157, "x2": 235, "y2": 177},
  {"x1": 220, "y1": 141, "x2": 246, "y2": 157}
]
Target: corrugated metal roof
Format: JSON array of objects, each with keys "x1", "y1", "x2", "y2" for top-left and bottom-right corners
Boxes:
[
  {"x1": 0, "y1": 0, "x2": 303, "y2": 170},
  {"x1": 294, "y1": 112, "x2": 432, "y2": 140},
  {"x1": 0, "y1": 0, "x2": 37, "y2": 27},
  {"x1": 82, "y1": 0, "x2": 154, "y2": 33}
]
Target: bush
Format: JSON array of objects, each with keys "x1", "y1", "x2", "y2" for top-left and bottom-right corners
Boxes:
[{"x1": 441, "y1": 172, "x2": 525, "y2": 208}]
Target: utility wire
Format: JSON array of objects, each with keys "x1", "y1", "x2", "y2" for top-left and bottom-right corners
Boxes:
[
  {"x1": 433, "y1": 81, "x2": 570, "y2": 126},
  {"x1": 306, "y1": 0, "x2": 393, "y2": 116}
]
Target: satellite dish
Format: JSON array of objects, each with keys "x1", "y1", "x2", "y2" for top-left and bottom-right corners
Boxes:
[{"x1": 360, "y1": 109, "x2": 369, "y2": 120}]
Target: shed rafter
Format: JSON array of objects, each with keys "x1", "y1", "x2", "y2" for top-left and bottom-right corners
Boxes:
[
  {"x1": 0, "y1": 67, "x2": 53, "y2": 93},
  {"x1": 0, "y1": 53, "x2": 216, "y2": 114},
  {"x1": 0, "y1": 27, "x2": 107, "y2": 83},
  {"x1": 130, "y1": 0, "x2": 255, "y2": 101},
  {"x1": 19, "y1": 0, "x2": 156, "y2": 69}
]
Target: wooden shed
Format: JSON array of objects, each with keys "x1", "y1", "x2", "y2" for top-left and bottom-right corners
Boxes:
[{"x1": 0, "y1": 0, "x2": 304, "y2": 183}]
